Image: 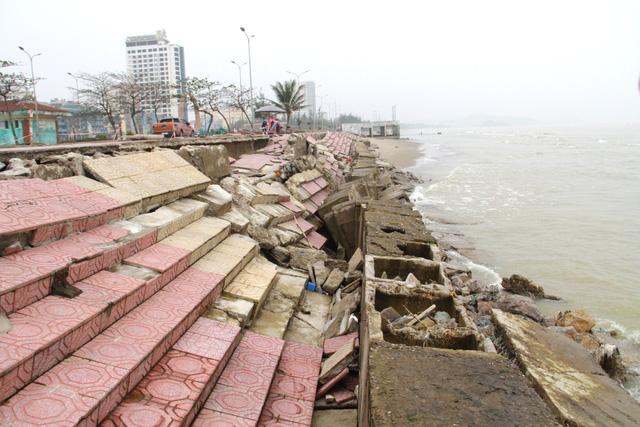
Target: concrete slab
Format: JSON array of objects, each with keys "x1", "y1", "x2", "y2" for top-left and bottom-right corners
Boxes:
[
  {"x1": 312, "y1": 409, "x2": 357, "y2": 427},
  {"x1": 284, "y1": 291, "x2": 332, "y2": 347},
  {"x1": 493, "y1": 309, "x2": 640, "y2": 427},
  {"x1": 369, "y1": 341, "x2": 559, "y2": 426}
]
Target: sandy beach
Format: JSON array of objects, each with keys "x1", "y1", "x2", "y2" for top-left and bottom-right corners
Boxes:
[{"x1": 371, "y1": 137, "x2": 422, "y2": 169}]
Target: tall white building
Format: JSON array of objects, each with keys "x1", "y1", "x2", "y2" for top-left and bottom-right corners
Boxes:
[
  {"x1": 301, "y1": 81, "x2": 316, "y2": 118},
  {"x1": 125, "y1": 30, "x2": 187, "y2": 122}
]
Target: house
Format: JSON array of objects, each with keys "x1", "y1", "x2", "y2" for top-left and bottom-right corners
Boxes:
[{"x1": 0, "y1": 101, "x2": 71, "y2": 145}]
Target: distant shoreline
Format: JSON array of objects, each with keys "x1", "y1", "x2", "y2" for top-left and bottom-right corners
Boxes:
[{"x1": 370, "y1": 137, "x2": 422, "y2": 170}]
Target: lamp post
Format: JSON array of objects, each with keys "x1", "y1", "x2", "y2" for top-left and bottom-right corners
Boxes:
[
  {"x1": 18, "y1": 46, "x2": 41, "y2": 143},
  {"x1": 230, "y1": 60, "x2": 246, "y2": 93},
  {"x1": 239, "y1": 27, "x2": 255, "y2": 111},
  {"x1": 67, "y1": 72, "x2": 80, "y2": 103},
  {"x1": 286, "y1": 69, "x2": 310, "y2": 82}
]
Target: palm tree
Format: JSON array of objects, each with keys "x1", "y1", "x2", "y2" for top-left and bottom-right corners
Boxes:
[{"x1": 271, "y1": 80, "x2": 306, "y2": 124}]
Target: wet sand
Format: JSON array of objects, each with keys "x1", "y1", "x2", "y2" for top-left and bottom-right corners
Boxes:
[{"x1": 371, "y1": 137, "x2": 422, "y2": 169}]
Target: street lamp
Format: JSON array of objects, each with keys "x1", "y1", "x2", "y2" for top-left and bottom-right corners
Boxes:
[
  {"x1": 230, "y1": 60, "x2": 246, "y2": 93},
  {"x1": 67, "y1": 72, "x2": 80, "y2": 103},
  {"x1": 286, "y1": 69, "x2": 310, "y2": 82},
  {"x1": 18, "y1": 46, "x2": 41, "y2": 143},
  {"x1": 239, "y1": 27, "x2": 255, "y2": 110}
]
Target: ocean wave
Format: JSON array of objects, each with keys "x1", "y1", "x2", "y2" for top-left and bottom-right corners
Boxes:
[{"x1": 444, "y1": 249, "x2": 502, "y2": 289}]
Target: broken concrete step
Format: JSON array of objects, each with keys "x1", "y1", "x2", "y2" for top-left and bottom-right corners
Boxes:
[
  {"x1": 219, "y1": 205, "x2": 250, "y2": 233},
  {"x1": 193, "y1": 331, "x2": 285, "y2": 425},
  {"x1": 0, "y1": 266, "x2": 226, "y2": 425},
  {"x1": 0, "y1": 222, "x2": 158, "y2": 315},
  {"x1": 210, "y1": 295, "x2": 255, "y2": 327},
  {"x1": 83, "y1": 150, "x2": 210, "y2": 210},
  {"x1": 223, "y1": 257, "x2": 279, "y2": 321},
  {"x1": 492, "y1": 309, "x2": 640, "y2": 426},
  {"x1": 129, "y1": 198, "x2": 207, "y2": 240},
  {"x1": 159, "y1": 216, "x2": 230, "y2": 264},
  {"x1": 103, "y1": 318, "x2": 241, "y2": 426},
  {"x1": 249, "y1": 269, "x2": 308, "y2": 339},
  {"x1": 258, "y1": 341, "x2": 323, "y2": 426},
  {"x1": 190, "y1": 184, "x2": 232, "y2": 216},
  {"x1": 192, "y1": 234, "x2": 259, "y2": 286}
]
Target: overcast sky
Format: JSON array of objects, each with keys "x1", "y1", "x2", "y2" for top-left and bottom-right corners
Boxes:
[{"x1": 1, "y1": 0, "x2": 639, "y2": 125}]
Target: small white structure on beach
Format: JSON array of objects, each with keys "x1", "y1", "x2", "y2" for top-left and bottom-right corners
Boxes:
[{"x1": 341, "y1": 121, "x2": 400, "y2": 138}]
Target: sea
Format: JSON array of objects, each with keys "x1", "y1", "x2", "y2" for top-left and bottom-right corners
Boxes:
[{"x1": 405, "y1": 125, "x2": 640, "y2": 399}]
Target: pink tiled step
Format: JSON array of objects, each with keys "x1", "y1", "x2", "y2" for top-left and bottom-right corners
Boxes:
[
  {"x1": 0, "y1": 222, "x2": 158, "y2": 314},
  {"x1": 0, "y1": 266, "x2": 226, "y2": 425},
  {"x1": 257, "y1": 341, "x2": 323, "y2": 426},
  {"x1": 0, "y1": 178, "x2": 128, "y2": 243},
  {"x1": 193, "y1": 331, "x2": 286, "y2": 426},
  {"x1": 102, "y1": 318, "x2": 241, "y2": 426},
  {"x1": 0, "y1": 227, "x2": 236, "y2": 403}
]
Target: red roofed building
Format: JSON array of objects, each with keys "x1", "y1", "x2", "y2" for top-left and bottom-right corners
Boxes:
[{"x1": 0, "y1": 101, "x2": 71, "y2": 145}]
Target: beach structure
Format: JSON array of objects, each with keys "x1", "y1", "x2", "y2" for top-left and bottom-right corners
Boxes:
[{"x1": 342, "y1": 120, "x2": 400, "y2": 138}]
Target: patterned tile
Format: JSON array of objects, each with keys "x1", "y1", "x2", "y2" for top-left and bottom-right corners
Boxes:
[
  {"x1": 276, "y1": 358, "x2": 320, "y2": 381},
  {"x1": 260, "y1": 393, "x2": 314, "y2": 424},
  {"x1": 10, "y1": 277, "x2": 51, "y2": 313},
  {"x1": 0, "y1": 312, "x2": 68, "y2": 351},
  {"x1": 173, "y1": 332, "x2": 230, "y2": 361},
  {"x1": 35, "y1": 356, "x2": 127, "y2": 401},
  {"x1": 75, "y1": 334, "x2": 150, "y2": 370},
  {"x1": 0, "y1": 354, "x2": 33, "y2": 403},
  {"x1": 0, "y1": 179, "x2": 48, "y2": 204},
  {"x1": 270, "y1": 372, "x2": 318, "y2": 402},
  {"x1": 124, "y1": 243, "x2": 190, "y2": 272},
  {"x1": 0, "y1": 382, "x2": 98, "y2": 427},
  {"x1": 81, "y1": 270, "x2": 146, "y2": 295},
  {"x1": 283, "y1": 342, "x2": 323, "y2": 363},
  {"x1": 29, "y1": 222, "x2": 70, "y2": 246},
  {"x1": 230, "y1": 346, "x2": 280, "y2": 370},
  {"x1": 149, "y1": 350, "x2": 219, "y2": 384},
  {"x1": 101, "y1": 400, "x2": 178, "y2": 427},
  {"x1": 188, "y1": 318, "x2": 240, "y2": 342},
  {"x1": 203, "y1": 383, "x2": 264, "y2": 420},
  {"x1": 238, "y1": 331, "x2": 285, "y2": 357},
  {"x1": 125, "y1": 301, "x2": 184, "y2": 333},
  {"x1": 162, "y1": 268, "x2": 224, "y2": 299},
  {"x1": 86, "y1": 223, "x2": 130, "y2": 241},
  {"x1": 323, "y1": 332, "x2": 359, "y2": 356},
  {"x1": 104, "y1": 316, "x2": 170, "y2": 347},
  {"x1": 18, "y1": 295, "x2": 102, "y2": 331},
  {"x1": 257, "y1": 414, "x2": 307, "y2": 426},
  {"x1": 192, "y1": 409, "x2": 255, "y2": 427},
  {"x1": 59, "y1": 192, "x2": 121, "y2": 217}
]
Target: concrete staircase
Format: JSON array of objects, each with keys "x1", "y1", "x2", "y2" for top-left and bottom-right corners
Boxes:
[{"x1": 0, "y1": 171, "x2": 322, "y2": 426}]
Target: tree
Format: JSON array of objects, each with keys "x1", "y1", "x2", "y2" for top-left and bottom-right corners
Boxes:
[
  {"x1": 184, "y1": 77, "x2": 231, "y2": 134},
  {"x1": 271, "y1": 80, "x2": 306, "y2": 124},
  {"x1": 143, "y1": 80, "x2": 171, "y2": 123},
  {"x1": 0, "y1": 60, "x2": 33, "y2": 144},
  {"x1": 76, "y1": 73, "x2": 121, "y2": 137},
  {"x1": 336, "y1": 113, "x2": 363, "y2": 125},
  {"x1": 227, "y1": 85, "x2": 254, "y2": 129},
  {"x1": 115, "y1": 73, "x2": 144, "y2": 134}
]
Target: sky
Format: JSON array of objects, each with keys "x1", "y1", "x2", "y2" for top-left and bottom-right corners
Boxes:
[{"x1": 1, "y1": 0, "x2": 640, "y2": 125}]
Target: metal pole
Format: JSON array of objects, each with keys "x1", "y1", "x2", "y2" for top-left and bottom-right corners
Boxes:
[
  {"x1": 19, "y1": 47, "x2": 41, "y2": 144},
  {"x1": 240, "y1": 28, "x2": 254, "y2": 112}
]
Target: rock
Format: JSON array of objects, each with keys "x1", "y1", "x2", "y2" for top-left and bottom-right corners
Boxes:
[
  {"x1": 40, "y1": 152, "x2": 85, "y2": 176},
  {"x1": 483, "y1": 337, "x2": 497, "y2": 353},
  {"x1": 313, "y1": 261, "x2": 329, "y2": 286},
  {"x1": 269, "y1": 246, "x2": 291, "y2": 265},
  {"x1": 177, "y1": 145, "x2": 230, "y2": 181},
  {"x1": 555, "y1": 309, "x2": 595, "y2": 333},
  {"x1": 575, "y1": 333, "x2": 601, "y2": 352},
  {"x1": 405, "y1": 273, "x2": 420, "y2": 287},
  {"x1": 596, "y1": 344, "x2": 626, "y2": 381},
  {"x1": 0, "y1": 161, "x2": 5, "y2": 171},
  {"x1": 289, "y1": 247, "x2": 327, "y2": 271},
  {"x1": 495, "y1": 293, "x2": 544, "y2": 323},
  {"x1": 467, "y1": 280, "x2": 485, "y2": 294},
  {"x1": 477, "y1": 301, "x2": 493, "y2": 315},
  {"x1": 434, "y1": 311, "x2": 451, "y2": 324},
  {"x1": 322, "y1": 268, "x2": 344, "y2": 294},
  {"x1": 247, "y1": 225, "x2": 279, "y2": 250},
  {"x1": 501, "y1": 274, "x2": 545, "y2": 298},
  {"x1": 32, "y1": 163, "x2": 75, "y2": 180},
  {"x1": 548, "y1": 325, "x2": 578, "y2": 339},
  {"x1": 0, "y1": 158, "x2": 31, "y2": 179}
]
